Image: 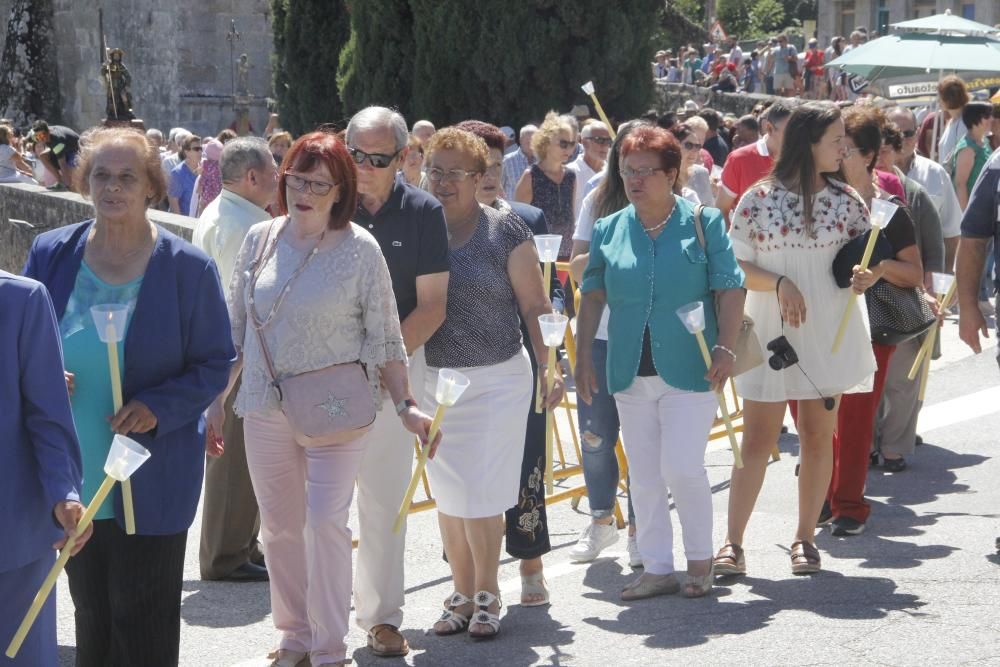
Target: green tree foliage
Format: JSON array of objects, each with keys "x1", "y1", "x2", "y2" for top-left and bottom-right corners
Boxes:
[
  {"x1": 401, "y1": 0, "x2": 661, "y2": 130},
  {"x1": 337, "y1": 0, "x2": 417, "y2": 122},
  {"x1": 0, "y1": 0, "x2": 61, "y2": 126},
  {"x1": 270, "y1": 0, "x2": 350, "y2": 135},
  {"x1": 717, "y1": 0, "x2": 786, "y2": 40},
  {"x1": 753, "y1": 0, "x2": 787, "y2": 35}
]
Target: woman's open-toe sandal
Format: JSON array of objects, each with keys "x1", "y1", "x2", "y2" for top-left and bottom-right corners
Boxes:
[
  {"x1": 712, "y1": 543, "x2": 746, "y2": 577},
  {"x1": 682, "y1": 573, "x2": 714, "y2": 598},
  {"x1": 468, "y1": 590, "x2": 502, "y2": 640},
  {"x1": 790, "y1": 540, "x2": 822, "y2": 575},
  {"x1": 520, "y1": 572, "x2": 550, "y2": 607},
  {"x1": 434, "y1": 592, "x2": 472, "y2": 636}
]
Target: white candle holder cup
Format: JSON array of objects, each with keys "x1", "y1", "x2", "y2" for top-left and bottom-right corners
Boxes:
[
  {"x1": 435, "y1": 369, "x2": 470, "y2": 407},
  {"x1": 676, "y1": 301, "x2": 706, "y2": 334},
  {"x1": 534, "y1": 234, "x2": 562, "y2": 263},
  {"x1": 931, "y1": 272, "x2": 954, "y2": 297},
  {"x1": 539, "y1": 313, "x2": 569, "y2": 347},
  {"x1": 581, "y1": 81, "x2": 595, "y2": 95},
  {"x1": 105, "y1": 435, "x2": 151, "y2": 481},
  {"x1": 868, "y1": 198, "x2": 898, "y2": 230},
  {"x1": 90, "y1": 304, "x2": 129, "y2": 343}
]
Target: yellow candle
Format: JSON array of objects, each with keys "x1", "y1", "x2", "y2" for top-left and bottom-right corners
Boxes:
[
  {"x1": 536, "y1": 262, "x2": 553, "y2": 414},
  {"x1": 105, "y1": 332, "x2": 136, "y2": 535},
  {"x1": 695, "y1": 331, "x2": 744, "y2": 469},
  {"x1": 832, "y1": 225, "x2": 884, "y2": 354},
  {"x1": 6, "y1": 475, "x2": 116, "y2": 659},
  {"x1": 393, "y1": 404, "x2": 447, "y2": 534},
  {"x1": 908, "y1": 280, "x2": 955, "y2": 381},
  {"x1": 544, "y1": 345, "x2": 557, "y2": 495}
]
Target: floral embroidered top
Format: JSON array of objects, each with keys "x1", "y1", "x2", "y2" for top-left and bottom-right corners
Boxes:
[
  {"x1": 729, "y1": 177, "x2": 876, "y2": 400},
  {"x1": 228, "y1": 219, "x2": 407, "y2": 416}
]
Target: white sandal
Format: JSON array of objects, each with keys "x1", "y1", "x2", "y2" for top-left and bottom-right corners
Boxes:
[
  {"x1": 520, "y1": 572, "x2": 550, "y2": 607},
  {"x1": 434, "y1": 592, "x2": 472, "y2": 636},
  {"x1": 469, "y1": 590, "x2": 502, "y2": 639}
]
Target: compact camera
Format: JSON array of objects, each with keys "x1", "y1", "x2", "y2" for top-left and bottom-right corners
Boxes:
[{"x1": 766, "y1": 336, "x2": 798, "y2": 371}]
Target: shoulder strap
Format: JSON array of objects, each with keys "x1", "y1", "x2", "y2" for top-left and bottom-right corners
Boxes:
[
  {"x1": 247, "y1": 219, "x2": 283, "y2": 391},
  {"x1": 693, "y1": 204, "x2": 706, "y2": 249}
]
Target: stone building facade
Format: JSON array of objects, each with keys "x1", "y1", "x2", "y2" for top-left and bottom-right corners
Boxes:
[
  {"x1": 1, "y1": 0, "x2": 275, "y2": 137},
  {"x1": 819, "y1": 0, "x2": 1000, "y2": 45}
]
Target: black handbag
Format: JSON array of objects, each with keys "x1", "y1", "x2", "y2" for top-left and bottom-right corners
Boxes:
[{"x1": 864, "y1": 280, "x2": 936, "y2": 345}]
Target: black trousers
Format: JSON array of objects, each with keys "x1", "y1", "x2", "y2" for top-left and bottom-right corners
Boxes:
[
  {"x1": 505, "y1": 341, "x2": 551, "y2": 560},
  {"x1": 65, "y1": 519, "x2": 187, "y2": 667}
]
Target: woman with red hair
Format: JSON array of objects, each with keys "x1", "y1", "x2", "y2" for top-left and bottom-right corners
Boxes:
[{"x1": 212, "y1": 131, "x2": 438, "y2": 667}]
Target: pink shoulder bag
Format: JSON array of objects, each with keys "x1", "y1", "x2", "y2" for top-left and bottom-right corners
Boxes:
[{"x1": 247, "y1": 219, "x2": 376, "y2": 447}]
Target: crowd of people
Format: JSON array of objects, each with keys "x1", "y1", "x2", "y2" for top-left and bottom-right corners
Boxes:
[{"x1": 5, "y1": 62, "x2": 1000, "y2": 667}]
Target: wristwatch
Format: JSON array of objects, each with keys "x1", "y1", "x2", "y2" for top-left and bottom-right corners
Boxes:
[{"x1": 395, "y1": 397, "x2": 418, "y2": 415}]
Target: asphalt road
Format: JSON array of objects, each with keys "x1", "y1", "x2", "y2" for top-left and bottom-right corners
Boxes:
[{"x1": 53, "y1": 315, "x2": 1000, "y2": 666}]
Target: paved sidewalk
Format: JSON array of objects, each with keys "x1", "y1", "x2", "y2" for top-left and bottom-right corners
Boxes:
[{"x1": 54, "y1": 318, "x2": 1000, "y2": 666}]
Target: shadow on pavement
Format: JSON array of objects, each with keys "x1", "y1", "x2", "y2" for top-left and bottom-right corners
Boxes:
[
  {"x1": 180, "y1": 579, "x2": 270, "y2": 628},
  {"x1": 580, "y1": 570, "x2": 923, "y2": 650},
  {"x1": 867, "y1": 443, "x2": 987, "y2": 508}
]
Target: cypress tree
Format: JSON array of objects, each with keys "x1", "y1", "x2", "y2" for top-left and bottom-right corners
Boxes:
[
  {"x1": 270, "y1": 0, "x2": 350, "y2": 135},
  {"x1": 0, "y1": 0, "x2": 61, "y2": 126},
  {"x1": 337, "y1": 0, "x2": 417, "y2": 122}
]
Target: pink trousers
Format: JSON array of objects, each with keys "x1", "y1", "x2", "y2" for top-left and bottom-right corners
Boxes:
[{"x1": 244, "y1": 408, "x2": 367, "y2": 665}]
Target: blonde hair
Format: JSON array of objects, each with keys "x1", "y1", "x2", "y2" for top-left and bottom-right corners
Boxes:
[
  {"x1": 0, "y1": 124, "x2": 12, "y2": 145},
  {"x1": 424, "y1": 127, "x2": 488, "y2": 172},
  {"x1": 75, "y1": 127, "x2": 167, "y2": 203},
  {"x1": 531, "y1": 111, "x2": 575, "y2": 161},
  {"x1": 684, "y1": 116, "x2": 709, "y2": 135},
  {"x1": 268, "y1": 131, "x2": 292, "y2": 149}
]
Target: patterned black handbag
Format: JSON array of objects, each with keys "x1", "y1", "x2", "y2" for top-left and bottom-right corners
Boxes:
[{"x1": 865, "y1": 280, "x2": 936, "y2": 345}]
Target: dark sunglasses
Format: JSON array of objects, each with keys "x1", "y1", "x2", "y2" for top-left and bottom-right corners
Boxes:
[
  {"x1": 901, "y1": 129, "x2": 917, "y2": 138},
  {"x1": 558, "y1": 139, "x2": 576, "y2": 150},
  {"x1": 587, "y1": 137, "x2": 613, "y2": 146},
  {"x1": 348, "y1": 146, "x2": 401, "y2": 168}
]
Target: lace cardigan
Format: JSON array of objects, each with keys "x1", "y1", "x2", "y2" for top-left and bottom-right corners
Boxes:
[{"x1": 228, "y1": 220, "x2": 407, "y2": 416}]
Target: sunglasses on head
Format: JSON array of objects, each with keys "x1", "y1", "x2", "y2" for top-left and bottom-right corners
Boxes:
[{"x1": 348, "y1": 146, "x2": 401, "y2": 168}]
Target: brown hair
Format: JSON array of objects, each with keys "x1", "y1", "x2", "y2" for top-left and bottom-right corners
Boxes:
[
  {"x1": 179, "y1": 134, "x2": 202, "y2": 161},
  {"x1": 455, "y1": 120, "x2": 506, "y2": 153},
  {"x1": 216, "y1": 129, "x2": 238, "y2": 144},
  {"x1": 938, "y1": 75, "x2": 970, "y2": 110},
  {"x1": 425, "y1": 127, "x2": 489, "y2": 173},
  {"x1": 620, "y1": 126, "x2": 683, "y2": 180},
  {"x1": 842, "y1": 104, "x2": 885, "y2": 172},
  {"x1": 276, "y1": 131, "x2": 358, "y2": 230},
  {"x1": 268, "y1": 131, "x2": 293, "y2": 149},
  {"x1": 0, "y1": 124, "x2": 12, "y2": 145},
  {"x1": 406, "y1": 134, "x2": 424, "y2": 155},
  {"x1": 75, "y1": 127, "x2": 167, "y2": 204}
]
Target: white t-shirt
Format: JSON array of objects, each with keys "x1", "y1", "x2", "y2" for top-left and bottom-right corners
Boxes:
[
  {"x1": 0, "y1": 145, "x2": 19, "y2": 180},
  {"x1": 567, "y1": 153, "x2": 601, "y2": 221},
  {"x1": 573, "y1": 186, "x2": 611, "y2": 340}
]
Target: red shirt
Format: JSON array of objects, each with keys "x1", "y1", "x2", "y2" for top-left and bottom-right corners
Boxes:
[
  {"x1": 804, "y1": 48, "x2": 824, "y2": 75},
  {"x1": 720, "y1": 138, "x2": 774, "y2": 204},
  {"x1": 875, "y1": 169, "x2": 906, "y2": 203}
]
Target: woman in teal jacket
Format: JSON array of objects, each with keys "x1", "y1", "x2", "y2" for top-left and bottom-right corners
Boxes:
[{"x1": 575, "y1": 126, "x2": 745, "y2": 601}]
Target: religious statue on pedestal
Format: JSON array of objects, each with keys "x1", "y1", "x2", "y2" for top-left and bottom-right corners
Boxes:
[{"x1": 100, "y1": 48, "x2": 134, "y2": 121}]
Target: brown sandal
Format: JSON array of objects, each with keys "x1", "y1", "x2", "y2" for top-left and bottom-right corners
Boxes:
[
  {"x1": 712, "y1": 543, "x2": 746, "y2": 576},
  {"x1": 790, "y1": 540, "x2": 821, "y2": 575}
]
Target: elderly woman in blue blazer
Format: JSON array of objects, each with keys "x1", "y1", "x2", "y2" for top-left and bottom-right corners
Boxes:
[
  {"x1": 575, "y1": 126, "x2": 745, "y2": 602},
  {"x1": 23, "y1": 127, "x2": 235, "y2": 667},
  {"x1": 0, "y1": 272, "x2": 89, "y2": 666}
]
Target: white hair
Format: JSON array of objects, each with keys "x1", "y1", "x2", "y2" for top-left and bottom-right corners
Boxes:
[
  {"x1": 346, "y1": 106, "x2": 409, "y2": 152},
  {"x1": 411, "y1": 119, "x2": 436, "y2": 133},
  {"x1": 581, "y1": 122, "x2": 609, "y2": 139},
  {"x1": 520, "y1": 124, "x2": 538, "y2": 136},
  {"x1": 145, "y1": 128, "x2": 163, "y2": 142}
]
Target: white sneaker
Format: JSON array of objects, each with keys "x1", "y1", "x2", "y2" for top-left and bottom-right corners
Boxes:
[
  {"x1": 568, "y1": 521, "x2": 619, "y2": 562},
  {"x1": 627, "y1": 534, "x2": 643, "y2": 568}
]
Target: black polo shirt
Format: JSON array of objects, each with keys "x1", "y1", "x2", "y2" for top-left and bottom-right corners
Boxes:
[{"x1": 356, "y1": 174, "x2": 449, "y2": 321}]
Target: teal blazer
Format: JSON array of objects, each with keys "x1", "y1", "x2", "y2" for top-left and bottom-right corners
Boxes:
[{"x1": 581, "y1": 198, "x2": 744, "y2": 394}]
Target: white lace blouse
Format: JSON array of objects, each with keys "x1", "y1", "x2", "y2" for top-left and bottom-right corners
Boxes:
[{"x1": 228, "y1": 219, "x2": 407, "y2": 416}]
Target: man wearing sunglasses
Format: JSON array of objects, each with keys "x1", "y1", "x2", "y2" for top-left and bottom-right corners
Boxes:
[
  {"x1": 346, "y1": 106, "x2": 449, "y2": 659},
  {"x1": 888, "y1": 106, "x2": 963, "y2": 272},
  {"x1": 716, "y1": 100, "x2": 793, "y2": 224},
  {"x1": 568, "y1": 121, "x2": 611, "y2": 216}
]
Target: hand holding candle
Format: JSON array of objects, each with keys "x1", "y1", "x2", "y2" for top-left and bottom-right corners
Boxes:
[
  {"x1": 907, "y1": 273, "x2": 957, "y2": 398},
  {"x1": 538, "y1": 313, "x2": 569, "y2": 494},
  {"x1": 533, "y1": 235, "x2": 562, "y2": 414},
  {"x1": 832, "y1": 198, "x2": 898, "y2": 354},
  {"x1": 676, "y1": 302, "x2": 743, "y2": 468},
  {"x1": 90, "y1": 304, "x2": 138, "y2": 535},
  {"x1": 6, "y1": 436, "x2": 150, "y2": 659},
  {"x1": 393, "y1": 369, "x2": 470, "y2": 534},
  {"x1": 581, "y1": 81, "x2": 616, "y2": 140}
]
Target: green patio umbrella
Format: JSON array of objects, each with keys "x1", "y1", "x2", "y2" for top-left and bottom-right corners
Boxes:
[{"x1": 825, "y1": 32, "x2": 1000, "y2": 81}]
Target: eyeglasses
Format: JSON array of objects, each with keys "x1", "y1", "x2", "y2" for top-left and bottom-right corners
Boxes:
[
  {"x1": 348, "y1": 146, "x2": 401, "y2": 168},
  {"x1": 682, "y1": 141, "x2": 703, "y2": 151},
  {"x1": 620, "y1": 166, "x2": 664, "y2": 179},
  {"x1": 558, "y1": 140, "x2": 576, "y2": 150},
  {"x1": 427, "y1": 167, "x2": 479, "y2": 183},
  {"x1": 842, "y1": 146, "x2": 862, "y2": 159},
  {"x1": 285, "y1": 173, "x2": 337, "y2": 196},
  {"x1": 901, "y1": 129, "x2": 917, "y2": 138},
  {"x1": 586, "y1": 137, "x2": 613, "y2": 146},
  {"x1": 484, "y1": 163, "x2": 502, "y2": 177}
]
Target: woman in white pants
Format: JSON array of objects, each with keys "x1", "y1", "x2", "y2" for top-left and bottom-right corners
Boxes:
[{"x1": 575, "y1": 126, "x2": 745, "y2": 600}]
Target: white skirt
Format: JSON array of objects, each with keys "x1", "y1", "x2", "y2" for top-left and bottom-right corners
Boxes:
[{"x1": 424, "y1": 348, "x2": 533, "y2": 518}]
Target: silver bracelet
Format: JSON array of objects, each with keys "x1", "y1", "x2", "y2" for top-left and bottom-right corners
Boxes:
[{"x1": 712, "y1": 344, "x2": 737, "y2": 361}]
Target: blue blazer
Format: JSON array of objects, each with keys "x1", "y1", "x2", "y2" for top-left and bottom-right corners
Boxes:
[
  {"x1": 0, "y1": 272, "x2": 83, "y2": 573},
  {"x1": 24, "y1": 221, "x2": 236, "y2": 535}
]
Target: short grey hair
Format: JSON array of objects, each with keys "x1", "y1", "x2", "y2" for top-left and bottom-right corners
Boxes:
[
  {"x1": 581, "y1": 122, "x2": 609, "y2": 138},
  {"x1": 220, "y1": 136, "x2": 272, "y2": 182},
  {"x1": 411, "y1": 119, "x2": 435, "y2": 134},
  {"x1": 145, "y1": 128, "x2": 163, "y2": 143},
  {"x1": 346, "y1": 106, "x2": 409, "y2": 152}
]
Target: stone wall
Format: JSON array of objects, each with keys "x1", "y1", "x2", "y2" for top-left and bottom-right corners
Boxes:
[
  {"x1": 653, "y1": 81, "x2": 782, "y2": 119},
  {"x1": 0, "y1": 182, "x2": 195, "y2": 273},
  {"x1": 2, "y1": 1, "x2": 274, "y2": 137}
]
